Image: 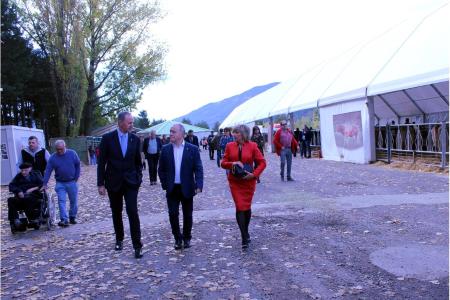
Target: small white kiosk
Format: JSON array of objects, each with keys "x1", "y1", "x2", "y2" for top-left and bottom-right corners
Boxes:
[{"x1": 1, "y1": 126, "x2": 46, "y2": 185}]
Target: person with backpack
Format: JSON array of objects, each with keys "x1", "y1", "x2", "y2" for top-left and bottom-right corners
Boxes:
[{"x1": 207, "y1": 131, "x2": 215, "y2": 160}]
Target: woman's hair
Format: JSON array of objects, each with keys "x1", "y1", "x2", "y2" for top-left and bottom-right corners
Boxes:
[
  {"x1": 252, "y1": 125, "x2": 261, "y2": 137},
  {"x1": 232, "y1": 125, "x2": 250, "y2": 142}
]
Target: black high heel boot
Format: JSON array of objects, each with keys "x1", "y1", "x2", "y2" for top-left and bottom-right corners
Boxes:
[
  {"x1": 244, "y1": 209, "x2": 251, "y2": 243},
  {"x1": 236, "y1": 211, "x2": 249, "y2": 248}
]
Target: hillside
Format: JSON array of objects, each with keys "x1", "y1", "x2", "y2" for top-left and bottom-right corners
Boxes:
[{"x1": 175, "y1": 82, "x2": 279, "y2": 129}]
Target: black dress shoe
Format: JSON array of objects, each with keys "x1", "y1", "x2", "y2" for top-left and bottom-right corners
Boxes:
[
  {"x1": 134, "y1": 248, "x2": 143, "y2": 259},
  {"x1": 115, "y1": 241, "x2": 123, "y2": 251},
  {"x1": 174, "y1": 240, "x2": 183, "y2": 250},
  {"x1": 183, "y1": 239, "x2": 191, "y2": 249},
  {"x1": 69, "y1": 217, "x2": 77, "y2": 224},
  {"x1": 287, "y1": 177, "x2": 295, "y2": 181}
]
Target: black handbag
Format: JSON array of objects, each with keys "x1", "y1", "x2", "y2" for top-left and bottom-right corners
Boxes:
[{"x1": 231, "y1": 144, "x2": 254, "y2": 178}]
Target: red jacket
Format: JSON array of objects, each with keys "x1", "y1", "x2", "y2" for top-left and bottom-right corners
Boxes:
[{"x1": 273, "y1": 129, "x2": 298, "y2": 156}]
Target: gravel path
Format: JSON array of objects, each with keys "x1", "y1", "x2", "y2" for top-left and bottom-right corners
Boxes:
[{"x1": 1, "y1": 151, "x2": 448, "y2": 299}]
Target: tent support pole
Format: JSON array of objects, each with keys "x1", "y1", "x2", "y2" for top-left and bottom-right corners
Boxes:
[
  {"x1": 378, "y1": 94, "x2": 400, "y2": 124},
  {"x1": 268, "y1": 117, "x2": 274, "y2": 153},
  {"x1": 441, "y1": 121, "x2": 447, "y2": 169},
  {"x1": 289, "y1": 113, "x2": 295, "y2": 131},
  {"x1": 387, "y1": 123, "x2": 392, "y2": 164}
]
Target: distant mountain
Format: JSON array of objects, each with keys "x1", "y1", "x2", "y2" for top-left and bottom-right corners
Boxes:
[{"x1": 175, "y1": 82, "x2": 280, "y2": 129}]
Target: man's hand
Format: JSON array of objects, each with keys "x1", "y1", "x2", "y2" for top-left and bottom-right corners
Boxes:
[
  {"x1": 17, "y1": 192, "x2": 25, "y2": 198},
  {"x1": 195, "y1": 188, "x2": 202, "y2": 195},
  {"x1": 26, "y1": 187, "x2": 39, "y2": 194},
  {"x1": 98, "y1": 186, "x2": 106, "y2": 196}
]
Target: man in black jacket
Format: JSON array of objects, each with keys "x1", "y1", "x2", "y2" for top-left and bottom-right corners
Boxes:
[
  {"x1": 184, "y1": 130, "x2": 200, "y2": 148},
  {"x1": 207, "y1": 131, "x2": 215, "y2": 160},
  {"x1": 142, "y1": 130, "x2": 162, "y2": 185},
  {"x1": 8, "y1": 162, "x2": 43, "y2": 230},
  {"x1": 17, "y1": 136, "x2": 50, "y2": 176},
  {"x1": 97, "y1": 112, "x2": 144, "y2": 259}
]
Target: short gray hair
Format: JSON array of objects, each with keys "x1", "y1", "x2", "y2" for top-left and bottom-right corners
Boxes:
[
  {"x1": 232, "y1": 124, "x2": 251, "y2": 142},
  {"x1": 118, "y1": 111, "x2": 131, "y2": 122},
  {"x1": 54, "y1": 140, "x2": 66, "y2": 147},
  {"x1": 174, "y1": 123, "x2": 185, "y2": 135}
]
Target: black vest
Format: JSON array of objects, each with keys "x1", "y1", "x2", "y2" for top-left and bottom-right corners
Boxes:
[{"x1": 21, "y1": 148, "x2": 47, "y2": 175}]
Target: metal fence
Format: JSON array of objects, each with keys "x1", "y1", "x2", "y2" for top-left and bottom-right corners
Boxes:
[{"x1": 375, "y1": 122, "x2": 449, "y2": 167}]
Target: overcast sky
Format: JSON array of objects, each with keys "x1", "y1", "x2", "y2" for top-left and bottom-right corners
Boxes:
[{"x1": 135, "y1": 0, "x2": 445, "y2": 121}]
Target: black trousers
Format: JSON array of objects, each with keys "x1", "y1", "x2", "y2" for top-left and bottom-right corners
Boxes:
[
  {"x1": 305, "y1": 141, "x2": 311, "y2": 158},
  {"x1": 209, "y1": 148, "x2": 215, "y2": 160},
  {"x1": 107, "y1": 185, "x2": 142, "y2": 249},
  {"x1": 166, "y1": 184, "x2": 193, "y2": 241},
  {"x1": 8, "y1": 195, "x2": 41, "y2": 221},
  {"x1": 300, "y1": 141, "x2": 307, "y2": 158},
  {"x1": 146, "y1": 153, "x2": 159, "y2": 182}
]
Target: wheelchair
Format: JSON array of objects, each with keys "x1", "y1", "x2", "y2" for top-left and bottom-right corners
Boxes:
[{"x1": 8, "y1": 190, "x2": 56, "y2": 234}]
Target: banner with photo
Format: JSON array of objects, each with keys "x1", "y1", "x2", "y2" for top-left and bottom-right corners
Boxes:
[{"x1": 333, "y1": 111, "x2": 363, "y2": 150}]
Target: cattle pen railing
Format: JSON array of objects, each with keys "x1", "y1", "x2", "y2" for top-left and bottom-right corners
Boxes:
[{"x1": 375, "y1": 122, "x2": 449, "y2": 168}]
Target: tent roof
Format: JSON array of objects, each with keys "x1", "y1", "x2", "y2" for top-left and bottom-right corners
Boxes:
[
  {"x1": 137, "y1": 120, "x2": 210, "y2": 135},
  {"x1": 367, "y1": 4, "x2": 448, "y2": 96},
  {"x1": 220, "y1": 3, "x2": 448, "y2": 127},
  {"x1": 220, "y1": 78, "x2": 297, "y2": 127}
]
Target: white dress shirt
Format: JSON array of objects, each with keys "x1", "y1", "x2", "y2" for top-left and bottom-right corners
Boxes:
[{"x1": 173, "y1": 141, "x2": 185, "y2": 184}]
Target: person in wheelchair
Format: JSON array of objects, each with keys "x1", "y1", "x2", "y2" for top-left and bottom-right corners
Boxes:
[{"x1": 8, "y1": 162, "x2": 44, "y2": 232}]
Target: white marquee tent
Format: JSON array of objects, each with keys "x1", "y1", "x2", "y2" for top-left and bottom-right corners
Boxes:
[{"x1": 220, "y1": 3, "x2": 448, "y2": 164}]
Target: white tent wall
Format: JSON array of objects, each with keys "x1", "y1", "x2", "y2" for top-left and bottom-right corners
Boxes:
[{"x1": 319, "y1": 97, "x2": 375, "y2": 164}]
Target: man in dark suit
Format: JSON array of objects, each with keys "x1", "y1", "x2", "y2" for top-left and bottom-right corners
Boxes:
[
  {"x1": 97, "y1": 112, "x2": 144, "y2": 259},
  {"x1": 142, "y1": 130, "x2": 162, "y2": 185},
  {"x1": 158, "y1": 124, "x2": 203, "y2": 250},
  {"x1": 184, "y1": 129, "x2": 200, "y2": 148}
]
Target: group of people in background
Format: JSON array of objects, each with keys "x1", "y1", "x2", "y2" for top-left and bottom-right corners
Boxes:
[{"x1": 293, "y1": 125, "x2": 314, "y2": 159}]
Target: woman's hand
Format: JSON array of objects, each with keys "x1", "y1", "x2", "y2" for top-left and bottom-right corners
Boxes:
[
  {"x1": 233, "y1": 161, "x2": 243, "y2": 168},
  {"x1": 242, "y1": 172, "x2": 256, "y2": 180}
]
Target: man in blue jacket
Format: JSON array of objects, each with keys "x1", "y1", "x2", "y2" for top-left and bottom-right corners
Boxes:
[
  {"x1": 158, "y1": 123, "x2": 204, "y2": 250},
  {"x1": 42, "y1": 140, "x2": 80, "y2": 227}
]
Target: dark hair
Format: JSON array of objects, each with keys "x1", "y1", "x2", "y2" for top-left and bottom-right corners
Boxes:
[
  {"x1": 118, "y1": 111, "x2": 131, "y2": 122},
  {"x1": 19, "y1": 162, "x2": 32, "y2": 169},
  {"x1": 252, "y1": 125, "x2": 260, "y2": 136},
  {"x1": 28, "y1": 136, "x2": 38, "y2": 141},
  {"x1": 188, "y1": 129, "x2": 194, "y2": 134}
]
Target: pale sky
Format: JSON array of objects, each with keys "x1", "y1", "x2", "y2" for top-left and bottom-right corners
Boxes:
[{"x1": 136, "y1": 0, "x2": 445, "y2": 121}]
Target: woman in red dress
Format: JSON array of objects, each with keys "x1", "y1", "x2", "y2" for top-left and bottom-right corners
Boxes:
[{"x1": 221, "y1": 125, "x2": 266, "y2": 248}]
